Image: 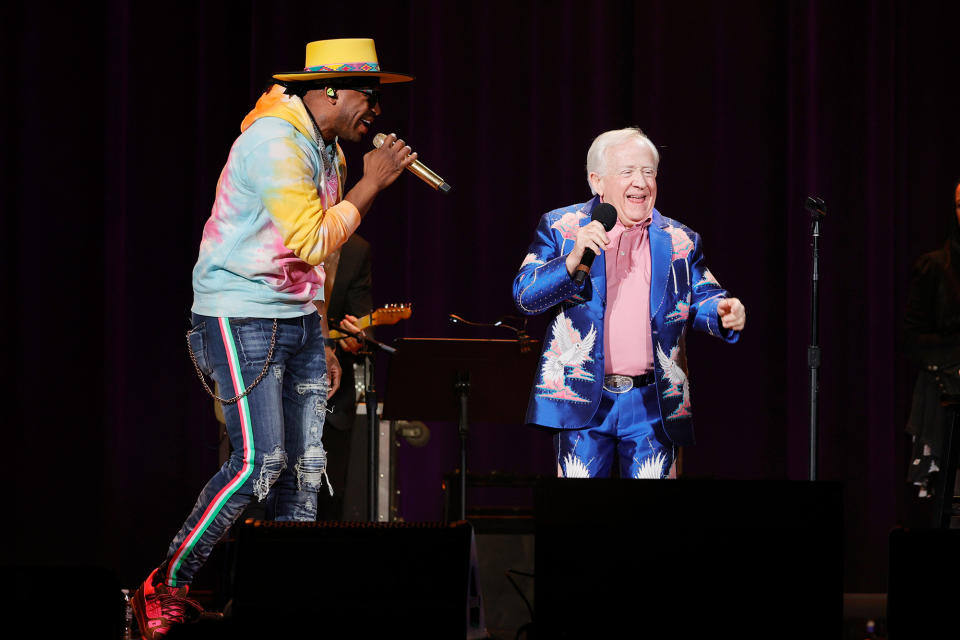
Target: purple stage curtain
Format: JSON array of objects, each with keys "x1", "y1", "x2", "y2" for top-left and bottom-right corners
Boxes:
[{"x1": 3, "y1": 1, "x2": 959, "y2": 593}]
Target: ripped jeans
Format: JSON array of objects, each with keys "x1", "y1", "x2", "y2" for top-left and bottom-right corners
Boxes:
[{"x1": 163, "y1": 312, "x2": 329, "y2": 587}]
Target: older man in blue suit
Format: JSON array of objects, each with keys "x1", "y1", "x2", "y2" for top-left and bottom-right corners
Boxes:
[{"x1": 513, "y1": 127, "x2": 746, "y2": 479}]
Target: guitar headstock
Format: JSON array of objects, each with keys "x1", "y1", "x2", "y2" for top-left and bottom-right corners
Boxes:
[{"x1": 370, "y1": 303, "x2": 412, "y2": 327}]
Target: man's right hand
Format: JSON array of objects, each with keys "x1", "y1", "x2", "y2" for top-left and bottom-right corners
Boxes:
[
  {"x1": 362, "y1": 133, "x2": 417, "y2": 191},
  {"x1": 338, "y1": 314, "x2": 364, "y2": 354},
  {"x1": 344, "y1": 133, "x2": 418, "y2": 218},
  {"x1": 565, "y1": 220, "x2": 611, "y2": 277}
]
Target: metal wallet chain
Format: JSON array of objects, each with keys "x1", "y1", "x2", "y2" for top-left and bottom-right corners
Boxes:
[{"x1": 186, "y1": 319, "x2": 279, "y2": 405}]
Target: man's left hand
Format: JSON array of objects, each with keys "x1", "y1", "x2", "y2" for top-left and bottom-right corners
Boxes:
[
  {"x1": 325, "y1": 347, "x2": 342, "y2": 398},
  {"x1": 717, "y1": 297, "x2": 746, "y2": 331}
]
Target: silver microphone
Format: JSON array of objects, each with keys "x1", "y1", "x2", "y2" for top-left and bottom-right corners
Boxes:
[{"x1": 372, "y1": 133, "x2": 452, "y2": 194}]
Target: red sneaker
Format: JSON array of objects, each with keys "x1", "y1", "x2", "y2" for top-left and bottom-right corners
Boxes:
[{"x1": 131, "y1": 567, "x2": 204, "y2": 639}]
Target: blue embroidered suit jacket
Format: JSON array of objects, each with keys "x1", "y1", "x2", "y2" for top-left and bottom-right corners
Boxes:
[{"x1": 512, "y1": 196, "x2": 739, "y2": 446}]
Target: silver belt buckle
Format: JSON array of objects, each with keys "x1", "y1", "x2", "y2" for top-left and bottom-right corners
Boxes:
[{"x1": 603, "y1": 374, "x2": 633, "y2": 394}]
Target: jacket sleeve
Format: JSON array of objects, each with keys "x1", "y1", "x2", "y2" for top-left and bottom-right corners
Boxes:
[
  {"x1": 687, "y1": 231, "x2": 740, "y2": 344},
  {"x1": 340, "y1": 240, "x2": 374, "y2": 323},
  {"x1": 513, "y1": 214, "x2": 586, "y2": 316},
  {"x1": 247, "y1": 135, "x2": 361, "y2": 266}
]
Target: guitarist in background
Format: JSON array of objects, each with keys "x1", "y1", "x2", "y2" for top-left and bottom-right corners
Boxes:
[{"x1": 316, "y1": 233, "x2": 374, "y2": 520}]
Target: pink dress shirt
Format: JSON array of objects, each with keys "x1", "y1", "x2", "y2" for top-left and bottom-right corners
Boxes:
[{"x1": 603, "y1": 216, "x2": 654, "y2": 375}]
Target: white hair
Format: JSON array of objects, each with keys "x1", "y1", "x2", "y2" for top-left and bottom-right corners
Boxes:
[{"x1": 586, "y1": 128, "x2": 659, "y2": 195}]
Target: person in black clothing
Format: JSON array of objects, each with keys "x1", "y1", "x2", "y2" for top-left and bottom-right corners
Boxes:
[
  {"x1": 905, "y1": 179, "x2": 960, "y2": 497},
  {"x1": 316, "y1": 233, "x2": 373, "y2": 520}
]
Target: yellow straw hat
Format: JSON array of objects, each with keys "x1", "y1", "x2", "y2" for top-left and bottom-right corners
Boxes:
[{"x1": 273, "y1": 38, "x2": 413, "y2": 84}]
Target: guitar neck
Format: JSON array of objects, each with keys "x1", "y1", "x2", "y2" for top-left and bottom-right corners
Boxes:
[
  {"x1": 352, "y1": 315, "x2": 374, "y2": 331},
  {"x1": 327, "y1": 304, "x2": 411, "y2": 340}
]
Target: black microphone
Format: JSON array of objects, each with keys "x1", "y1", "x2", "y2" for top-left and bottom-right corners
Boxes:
[
  {"x1": 573, "y1": 203, "x2": 617, "y2": 284},
  {"x1": 804, "y1": 196, "x2": 827, "y2": 218}
]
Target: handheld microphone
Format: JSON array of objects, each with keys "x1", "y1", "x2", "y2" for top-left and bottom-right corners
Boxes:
[
  {"x1": 373, "y1": 133, "x2": 452, "y2": 194},
  {"x1": 573, "y1": 203, "x2": 617, "y2": 284}
]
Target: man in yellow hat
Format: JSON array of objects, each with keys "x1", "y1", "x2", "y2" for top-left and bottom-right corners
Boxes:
[{"x1": 131, "y1": 38, "x2": 415, "y2": 639}]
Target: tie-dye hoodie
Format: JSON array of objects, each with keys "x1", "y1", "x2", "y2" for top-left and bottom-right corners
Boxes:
[{"x1": 191, "y1": 85, "x2": 361, "y2": 318}]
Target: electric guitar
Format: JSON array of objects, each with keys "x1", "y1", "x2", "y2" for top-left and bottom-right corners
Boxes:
[{"x1": 328, "y1": 303, "x2": 412, "y2": 340}]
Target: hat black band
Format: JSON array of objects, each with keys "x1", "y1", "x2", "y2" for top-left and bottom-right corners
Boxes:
[{"x1": 275, "y1": 76, "x2": 381, "y2": 94}]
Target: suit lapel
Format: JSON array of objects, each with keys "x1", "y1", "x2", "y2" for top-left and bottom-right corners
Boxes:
[
  {"x1": 649, "y1": 209, "x2": 672, "y2": 318},
  {"x1": 583, "y1": 196, "x2": 606, "y2": 302},
  {"x1": 593, "y1": 246, "x2": 606, "y2": 302}
]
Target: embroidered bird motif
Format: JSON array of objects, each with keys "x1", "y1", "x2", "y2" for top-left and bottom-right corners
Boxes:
[
  {"x1": 634, "y1": 451, "x2": 668, "y2": 479},
  {"x1": 656, "y1": 342, "x2": 692, "y2": 419},
  {"x1": 562, "y1": 453, "x2": 592, "y2": 478},
  {"x1": 540, "y1": 311, "x2": 597, "y2": 391}
]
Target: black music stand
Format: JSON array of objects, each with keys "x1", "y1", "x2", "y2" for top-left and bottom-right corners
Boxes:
[
  {"x1": 383, "y1": 338, "x2": 539, "y2": 520},
  {"x1": 332, "y1": 326, "x2": 396, "y2": 522}
]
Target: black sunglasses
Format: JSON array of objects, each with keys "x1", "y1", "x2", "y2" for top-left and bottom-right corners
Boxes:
[{"x1": 351, "y1": 87, "x2": 381, "y2": 109}]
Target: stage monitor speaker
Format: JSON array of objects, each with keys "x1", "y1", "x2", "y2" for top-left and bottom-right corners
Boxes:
[
  {"x1": 0, "y1": 565, "x2": 123, "y2": 636},
  {"x1": 474, "y1": 530, "x2": 534, "y2": 638},
  {"x1": 888, "y1": 528, "x2": 960, "y2": 638},
  {"x1": 226, "y1": 519, "x2": 483, "y2": 637},
  {"x1": 534, "y1": 478, "x2": 843, "y2": 638}
]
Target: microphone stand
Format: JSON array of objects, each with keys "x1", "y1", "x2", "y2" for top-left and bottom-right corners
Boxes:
[
  {"x1": 454, "y1": 371, "x2": 470, "y2": 521},
  {"x1": 445, "y1": 313, "x2": 533, "y2": 518},
  {"x1": 332, "y1": 328, "x2": 396, "y2": 521},
  {"x1": 804, "y1": 197, "x2": 826, "y2": 482}
]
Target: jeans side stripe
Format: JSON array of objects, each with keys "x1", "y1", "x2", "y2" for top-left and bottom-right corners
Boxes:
[{"x1": 167, "y1": 317, "x2": 256, "y2": 586}]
